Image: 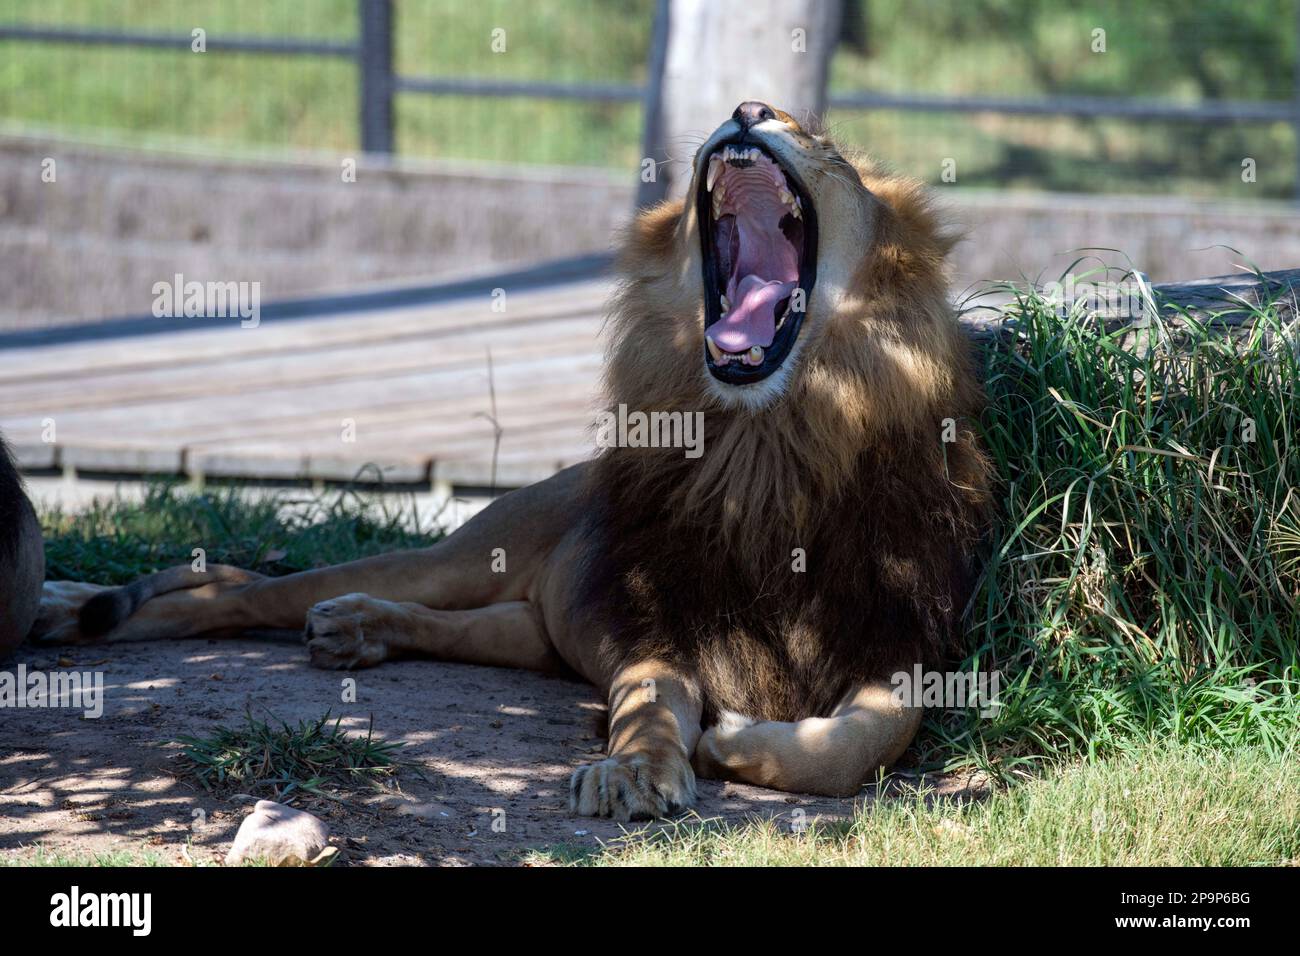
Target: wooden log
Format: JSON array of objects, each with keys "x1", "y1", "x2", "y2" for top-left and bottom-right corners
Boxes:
[{"x1": 961, "y1": 267, "x2": 1300, "y2": 343}]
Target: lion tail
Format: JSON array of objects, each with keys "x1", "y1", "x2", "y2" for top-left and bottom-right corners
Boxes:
[{"x1": 79, "y1": 564, "x2": 264, "y2": 637}]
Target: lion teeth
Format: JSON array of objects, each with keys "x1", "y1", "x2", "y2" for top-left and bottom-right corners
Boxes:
[
  {"x1": 747, "y1": 346, "x2": 764, "y2": 365},
  {"x1": 720, "y1": 294, "x2": 729, "y2": 310},
  {"x1": 722, "y1": 146, "x2": 761, "y2": 166},
  {"x1": 706, "y1": 155, "x2": 723, "y2": 192},
  {"x1": 707, "y1": 336, "x2": 723, "y2": 362}
]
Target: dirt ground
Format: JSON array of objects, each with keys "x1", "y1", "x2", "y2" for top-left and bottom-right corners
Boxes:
[{"x1": 0, "y1": 637, "x2": 977, "y2": 866}]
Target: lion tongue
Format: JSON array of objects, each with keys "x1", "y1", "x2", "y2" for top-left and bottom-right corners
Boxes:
[{"x1": 707, "y1": 274, "x2": 796, "y2": 353}]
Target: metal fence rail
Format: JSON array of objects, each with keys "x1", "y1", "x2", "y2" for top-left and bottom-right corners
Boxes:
[{"x1": 0, "y1": 0, "x2": 670, "y2": 205}]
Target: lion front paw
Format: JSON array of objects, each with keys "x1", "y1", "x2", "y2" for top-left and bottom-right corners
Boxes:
[
  {"x1": 304, "y1": 594, "x2": 393, "y2": 670},
  {"x1": 568, "y1": 752, "x2": 696, "y2": 821}
]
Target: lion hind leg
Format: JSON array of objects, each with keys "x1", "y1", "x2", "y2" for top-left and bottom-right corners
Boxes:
[
  {"x1": 78, "y1": 564, "x2": 266, "y2": 637},
  {"x1": 40, "y1": 463, "x2": 590, "y2": 646},
  {"x1": 691, "y1": 680, "x2": 923, "y2": 797}
]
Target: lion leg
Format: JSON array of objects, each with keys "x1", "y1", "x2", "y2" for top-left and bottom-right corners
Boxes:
[
  {"x1": 301, "y1": 594, "x2": 562, "y2": 672},
  {"x1": 569, "y1": 660, "x2": 703, "y2": 820},
  {"x1": 34, "y1": 463, "x2": 588, "y2": 645},
  {"x1": 691, "y1": 680, "x2": 923, "y2": 797}
]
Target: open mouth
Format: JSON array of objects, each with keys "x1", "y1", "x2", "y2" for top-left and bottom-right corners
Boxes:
[{"x1": 698, "y1": 139, "x2": 817, "y2": 385}]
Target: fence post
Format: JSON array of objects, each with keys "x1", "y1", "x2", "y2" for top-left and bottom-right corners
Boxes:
[
  {"x1": 358, "y1": 0, "x2": 394, "y2": 154},
  {"x1": 636, "y1": 0, "x2": 671, "y2": 208}
]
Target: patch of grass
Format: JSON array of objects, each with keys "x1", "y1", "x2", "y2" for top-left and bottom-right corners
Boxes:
[
  {"x1": 932, "y1": 267, "x2": 1300, "y2": 779},
  {"x1": 544, "y1": 741, "x2": 1300, "y2": 866},
  {"x1": 1, "y1": 846, "x2": 173, "y2": 866},
  {"x1": 42, "y1": 481, "x2": 443, "y2": 586},
  {"x1": 174, "y1": 710, "x2": 405, "y2": 801}
]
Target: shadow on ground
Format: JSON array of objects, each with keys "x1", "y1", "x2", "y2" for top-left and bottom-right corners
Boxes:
[{"x1": 0, "y1": 638, "x2": 976, "y2": 865}]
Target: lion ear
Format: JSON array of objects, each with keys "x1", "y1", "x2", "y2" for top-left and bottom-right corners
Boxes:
[{"x1": 617, "y1": 199, "x2": 685, "y2": 275}]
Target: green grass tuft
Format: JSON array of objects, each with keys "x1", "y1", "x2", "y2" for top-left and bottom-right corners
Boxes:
[
  {"x1": 174, "y1": 710, "x2": 406, "y2": 801},
  {"x1": 42, "y1": 481, "x2": 443, "y2": 585},
  {"x1": 1, "y1": 847, "x2": 173, "y2": 867}
]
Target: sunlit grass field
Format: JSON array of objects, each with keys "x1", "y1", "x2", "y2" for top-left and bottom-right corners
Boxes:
[
  {"x1": 1, "y1": 0, "x2": 1295, "y2": 196},
  {"x1": 535, "y1": 742, "x2": 1299, "y2": 866}
]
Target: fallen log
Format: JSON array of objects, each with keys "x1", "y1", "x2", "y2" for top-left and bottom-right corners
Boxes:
[{"x1": 960, "y1": 267, "x2": 1300, "y2": 344}]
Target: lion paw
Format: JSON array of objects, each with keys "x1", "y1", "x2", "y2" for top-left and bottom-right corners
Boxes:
[
  {"x1": 304, "y1": 594, "x2": 393, "y2": 670},
  {"x1": 29, "y1": 581, "x2": 113, "y2": 645},
  {"x1": 568, "y1": 752, "x2": 696, "y2": 821}
]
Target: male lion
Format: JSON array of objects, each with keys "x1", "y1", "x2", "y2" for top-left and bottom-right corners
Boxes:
[{"x1": 36, "y1": 102, "x2": 991, "y2": 819}]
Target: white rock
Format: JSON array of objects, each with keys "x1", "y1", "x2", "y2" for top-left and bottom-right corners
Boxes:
[{"x1": 224, "y1": 800, "x2": 334, "y2": 867}]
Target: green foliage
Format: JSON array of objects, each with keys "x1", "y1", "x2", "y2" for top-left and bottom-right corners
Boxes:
[
  {"x1": 544, "y1": 741, "x2": 1300, "y2": 866},
  {"x1": 828, "y1": 0, "x2": 1298, "y2": 197},
  {"x1": 175, "y1": 709, "x2": 405, "y2": 800},
  {"x1": 42, "y1": 481, "x2": 443, "y2": 585},
  {"x1": 929, "y1": 268, "x2": 1300, "y2": 777}
]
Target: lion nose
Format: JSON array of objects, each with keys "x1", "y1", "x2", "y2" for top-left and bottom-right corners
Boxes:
[{"x1": 733, "y1": 101, "x2": 777, "y2": 133}]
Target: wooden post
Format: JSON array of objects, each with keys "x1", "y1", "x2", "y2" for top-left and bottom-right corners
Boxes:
[{"x1": 659, "y1": 0, "x2": 842, "y2": 197}]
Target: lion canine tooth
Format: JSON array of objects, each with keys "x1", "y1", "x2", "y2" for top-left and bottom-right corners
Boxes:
[
  {"x1": 720, "y1": 293, "x2": 729, "y2": 310},
  {"x1": 748, "y1": 346, "x2": 764, "y2": 365},
  {"x1": 706, "y1": 155, "x2": 723, "y2": 192},
  {"x1": 707, "y1": 336, "x2": 723, "y2": 362}
]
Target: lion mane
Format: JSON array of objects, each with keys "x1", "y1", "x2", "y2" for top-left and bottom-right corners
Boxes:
[{"x1": 575, "y1": 158, "x2": 993, "y2": 725}]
